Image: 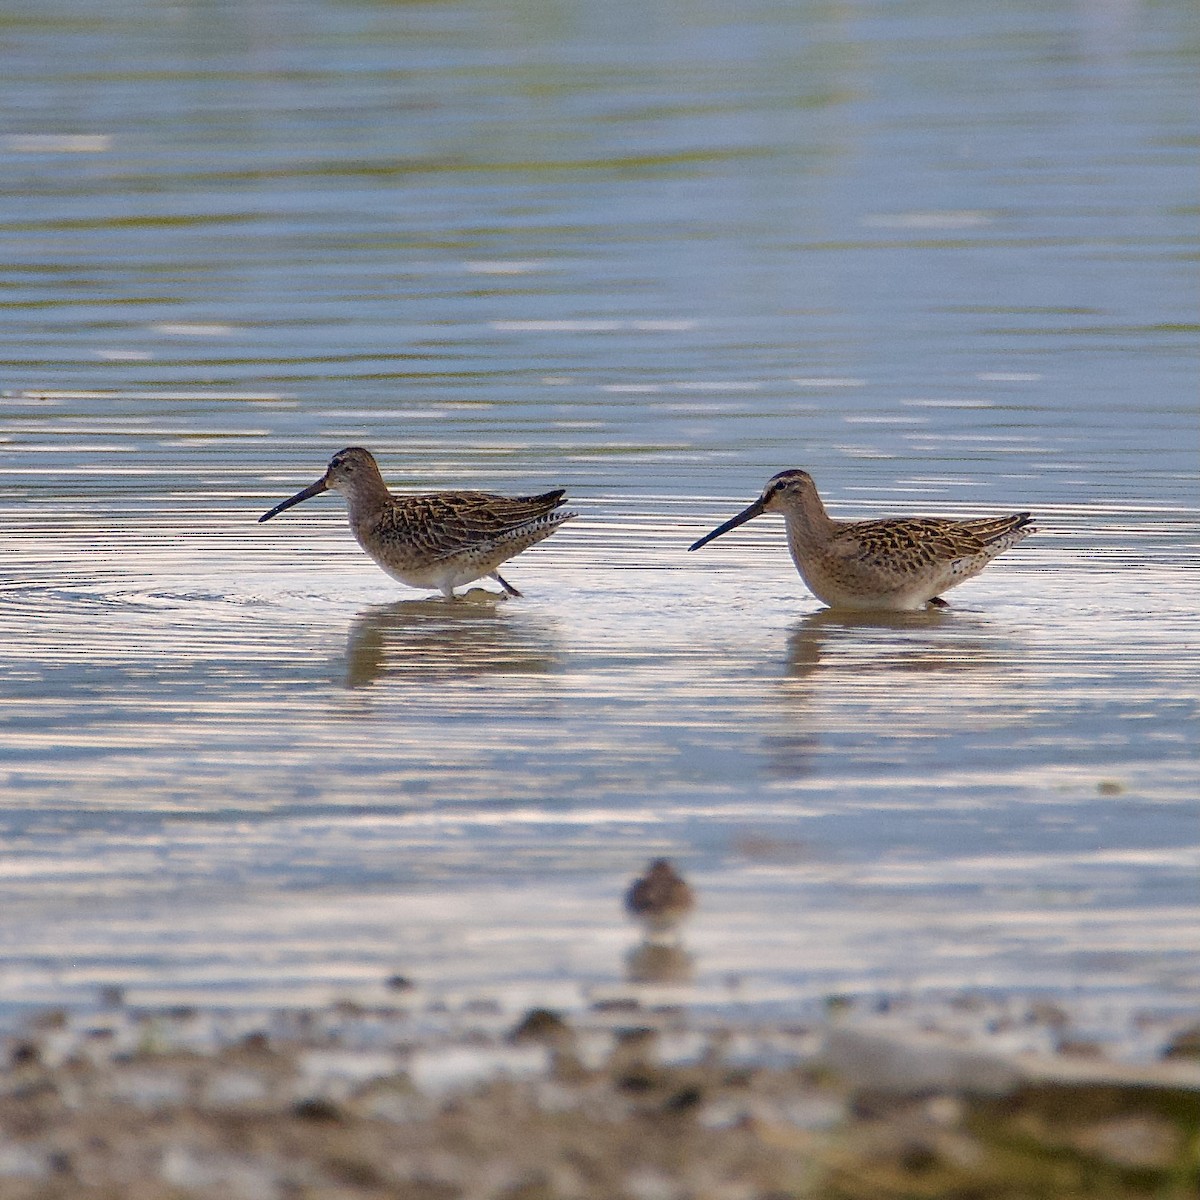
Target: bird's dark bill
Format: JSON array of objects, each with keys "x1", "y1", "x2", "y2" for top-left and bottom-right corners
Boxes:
[
  {"x1": 688, "y1": 497, "x2": 767, "y2": 551},
  {"x1": 258, "y1": 476, "x2": 330, "y2": 523}
]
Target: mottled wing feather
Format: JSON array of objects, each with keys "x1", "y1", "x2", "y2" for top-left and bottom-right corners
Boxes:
[
  {"x1": 963, "y1": 513, "x2": 1035, "y2": 544},
  {"x1": 829, "y1": 518, "x2": 985, "y2": 572},
  {"x1": 827, "y1": 513, "x2": 1032, "y2": 583},
  {"x1": 371, "y1": 490, "x2": 571, "y2": 562},
  {"x1": 428, "y1": 511, "x2": 575, "y2": 564}
]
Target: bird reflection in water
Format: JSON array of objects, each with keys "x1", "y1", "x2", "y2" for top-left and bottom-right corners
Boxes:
[
  {"x1": 343, "y1": 597, "x2": 561, "y2": 689},
  {"x1": 785, "y1": 606, "x2": 954, "y2": 678},
  {"x1": 765, "y1": 608, "x2": 1009, "y2": 780},
  {"x1": 622, "y1": 858, "x2": 696, "y2": 985},
  {"x1": 625, "y1": 940, "x2": 695, "y2": 985},
  {"x1": 784, "y1": 606, "x2": 1001, "y2": 679}
]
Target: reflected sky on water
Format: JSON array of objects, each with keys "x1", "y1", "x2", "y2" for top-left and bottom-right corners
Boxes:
[{"x1": 0, "y1": 0, "x2": 1196, "y2": 1034}]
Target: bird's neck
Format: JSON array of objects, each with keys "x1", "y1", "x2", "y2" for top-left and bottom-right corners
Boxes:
[
  {"x1": 781, "y1": 489, "x2": 837, "y2": 550},
  {"x1": 342, "y1": 471, "x2": 394, "y2": 525}
]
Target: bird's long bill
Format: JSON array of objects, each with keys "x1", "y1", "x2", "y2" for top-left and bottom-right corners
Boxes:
[
  {"x1": 258, "y1": 475, "x2": 330, "y2": 523},
  {"x1": 688, "y1": 496, "x2": 767, "y2": 551}
]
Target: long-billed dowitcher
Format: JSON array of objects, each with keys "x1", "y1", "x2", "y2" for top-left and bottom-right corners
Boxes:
[
  {"x1": 689, "y1": 470, "x2": 1035, "y2": 611},
  {"x1": 259, "y1": 447, "x2": 575, "y2": 598}
]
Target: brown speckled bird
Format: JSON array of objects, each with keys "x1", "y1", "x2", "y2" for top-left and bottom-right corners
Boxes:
[
  {"x1": 624, "y1": 859, "x2": 696, "y2": 935},
  {"x1": 690, "y1": 469, "x2": 1034, "y2": 611},
  {"x1": 259, "y1": 447, "x2": 574, "y2": 598}
]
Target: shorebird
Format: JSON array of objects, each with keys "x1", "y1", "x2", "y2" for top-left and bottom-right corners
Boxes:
[
  {"x1": 689, "y1": 469, "x2": 1034, "y2": 611},
  {"x1": 624, "y1": 859, "x2": 696, "y2": 935},
  {"x1": 259, "y1": 447, "x2": 575, "y2": 598}
]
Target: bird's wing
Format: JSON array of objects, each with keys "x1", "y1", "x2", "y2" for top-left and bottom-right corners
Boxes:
[
  {"x1": 828, "y1": 518, "x2": 987, "y2": 569},
  {"x1": 378, "y1": 491, "x2": 571, "y2": 562}
]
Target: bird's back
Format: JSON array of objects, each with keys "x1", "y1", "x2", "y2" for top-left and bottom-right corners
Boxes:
[
  {"x1": 830, "y1": 512, "x2": 1032, "y2": 565},
  {"x1": 359, "y1": 488, "x2": 574, "y2": 575}
]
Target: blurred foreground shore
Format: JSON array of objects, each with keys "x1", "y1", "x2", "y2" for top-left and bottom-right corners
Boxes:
[{"x1": 2, "y1": 987, "x2": 1197, "y2": 1200}]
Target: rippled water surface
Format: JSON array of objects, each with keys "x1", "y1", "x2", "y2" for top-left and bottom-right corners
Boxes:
[{"x1": 1, "y1": 0, "x2": 1197, "y2": 1034}]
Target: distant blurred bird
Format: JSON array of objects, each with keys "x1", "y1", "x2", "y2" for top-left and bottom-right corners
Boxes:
[
  {"x1": 624, "y1": 859, "x2": 696, "y2": 935},
  {"x1": 259, "y1": 446, "x2": 574, "y2": 599}
]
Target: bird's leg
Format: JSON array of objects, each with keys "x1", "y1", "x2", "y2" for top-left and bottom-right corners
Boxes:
[
  {"x1": 928, "y1": 596, "x2": 949, "y2": 608},
  {"x1": 491, "y1": 572, "x2": 522, "y2": 598}
]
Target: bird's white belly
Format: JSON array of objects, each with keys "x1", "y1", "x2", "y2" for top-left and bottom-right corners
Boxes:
[
  {"x1": 794, "y1": 554, "x2": 947, "y2": 611},
  {"x1": 347, "y1": 522, "x2": 484, "y2": 595},
  {"x1": 375, "y1": 558, "x2": 486, "y2": 594}
]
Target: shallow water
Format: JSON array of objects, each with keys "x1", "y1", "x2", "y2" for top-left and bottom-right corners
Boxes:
[{"x1": 1, "y1": 0, "x2": 1197, "y2": 1037}]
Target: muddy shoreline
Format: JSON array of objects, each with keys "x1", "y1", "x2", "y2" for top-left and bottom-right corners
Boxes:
[{"x1": 2, "y1": 986, "x2": 1197, "y2": 1199}]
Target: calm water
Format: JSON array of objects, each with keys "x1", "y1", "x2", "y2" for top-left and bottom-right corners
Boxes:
[{"x1": 1, "y1": 0, "x2": 1197, "y2": 1039}]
